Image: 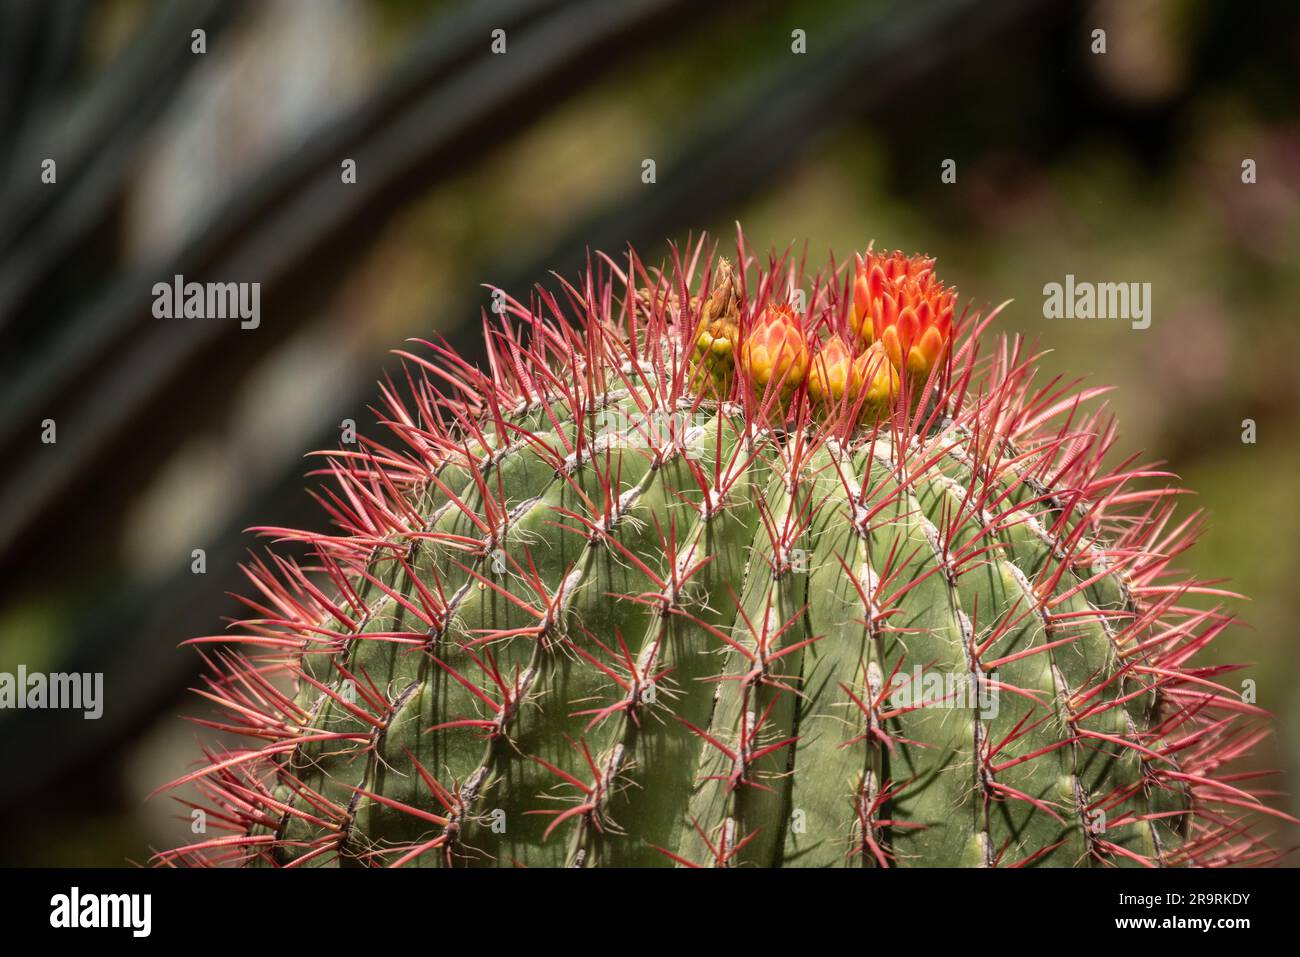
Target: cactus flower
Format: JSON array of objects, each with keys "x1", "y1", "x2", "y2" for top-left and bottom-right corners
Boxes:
[{"x1": 849, "y1": 249, "x2": 956, "y2": 379}]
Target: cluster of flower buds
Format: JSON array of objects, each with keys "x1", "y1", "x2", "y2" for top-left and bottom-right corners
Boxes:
[
  {"x1": 690, "y1": 248, "x2": 956, "y2": 427},
  {"x1": 806, "y1": 334, "x2": 899, "y2": 421}
]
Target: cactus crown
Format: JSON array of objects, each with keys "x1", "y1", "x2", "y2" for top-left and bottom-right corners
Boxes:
[{"x1": 157, "y1": 232, "x2": 1284, "y2": 868}]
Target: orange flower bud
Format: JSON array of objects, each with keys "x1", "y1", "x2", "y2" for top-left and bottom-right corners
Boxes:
[
  {"x1": 848, "y1": 249, "x2": 956, "y2": 380},
  {"x1": 740, "y1": 304, "x2": 809, "y2": 395}
]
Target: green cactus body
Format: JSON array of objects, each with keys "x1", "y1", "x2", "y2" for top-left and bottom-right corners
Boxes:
[{"x1": 159, "y1": 238, "x2": 1280, "y2": 867}]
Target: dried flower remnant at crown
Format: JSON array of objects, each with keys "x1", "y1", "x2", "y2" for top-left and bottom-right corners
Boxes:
[{"x1": 690, "y1": 257, "x2": 742, "y2": 396}]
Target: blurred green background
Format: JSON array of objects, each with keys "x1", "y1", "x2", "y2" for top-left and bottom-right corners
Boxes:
[{"x1": 0, "y1": 0, "x2": 1297, "y2": 865}]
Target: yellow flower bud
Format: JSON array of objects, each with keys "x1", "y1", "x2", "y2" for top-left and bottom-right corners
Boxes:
[
  {"x1": 807, "y1": 335, "x2": 857, "y2": 407},
  {"x1": 854, "y1": 341, "x2": 900, "y2": 418}
]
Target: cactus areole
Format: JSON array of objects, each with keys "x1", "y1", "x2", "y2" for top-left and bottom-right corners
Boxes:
[{"x1": 159, "y1": 233, "x2": 1283, "y2": 868}]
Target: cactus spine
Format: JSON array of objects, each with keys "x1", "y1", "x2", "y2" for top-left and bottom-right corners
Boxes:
[{"x1": 158, "y1": 235, "x2": 1284, "y2": 867}]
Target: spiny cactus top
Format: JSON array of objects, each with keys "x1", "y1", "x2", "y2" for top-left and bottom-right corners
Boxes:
[{"x1": 158, "y1": 234, "x2": 1286, "y2": 868}]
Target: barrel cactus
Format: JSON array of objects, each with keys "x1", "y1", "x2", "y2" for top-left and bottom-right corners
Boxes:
[{"x1": 157, "y1": 234, "x2": 1284, "y2": 867}]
